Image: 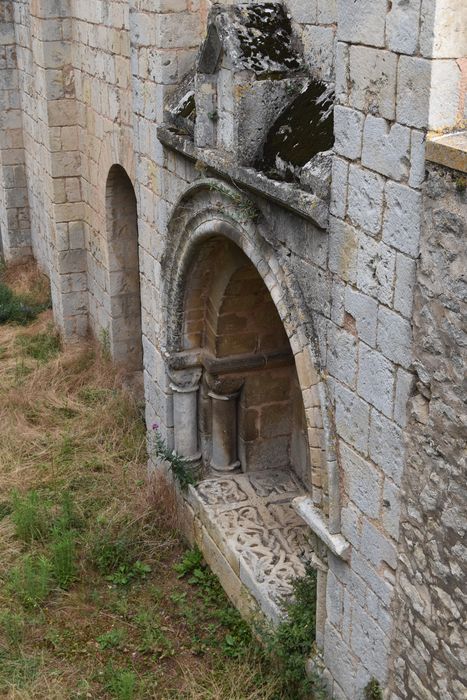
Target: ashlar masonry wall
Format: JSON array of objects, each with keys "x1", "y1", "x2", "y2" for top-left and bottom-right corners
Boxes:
[{"x1": 0, "y1": 2, "x2": 465, "y2": 699}]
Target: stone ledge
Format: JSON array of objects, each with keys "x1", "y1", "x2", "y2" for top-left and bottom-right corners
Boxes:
[
  {"x1": 157, "y1": 126, "x2": 330, "y2": 229},
  {"x1": 425, "y1": 131, "x2": 467, "y2": 174},
  {"x1": 292, "y1": 496, "x2": 351, "y2": 561}
]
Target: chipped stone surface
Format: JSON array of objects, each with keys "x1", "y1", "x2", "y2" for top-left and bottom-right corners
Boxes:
[{"x1": 389, "y1": 163, "x2": 467, "y2": 700}]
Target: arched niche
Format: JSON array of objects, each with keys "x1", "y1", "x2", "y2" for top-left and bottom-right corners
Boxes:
[
  {"x1": 177, "y1": 235, "x2": 312, "y2": 488},
  {"x1": 105, "y1": 164, "x2": 142, "y2": 371}
]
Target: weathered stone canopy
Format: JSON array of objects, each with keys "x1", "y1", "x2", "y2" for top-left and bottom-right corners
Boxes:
[{"x1": 160, "y1": 2, "x2": 334, "y2": 227}]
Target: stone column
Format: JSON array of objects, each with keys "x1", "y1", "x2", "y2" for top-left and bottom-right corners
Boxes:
[
  {"x1": 169, "y1": 367, "x2": 202, "y2": 463},
  {"x1": 206, "y1": 374, "x2": 243, "y2": 474}
]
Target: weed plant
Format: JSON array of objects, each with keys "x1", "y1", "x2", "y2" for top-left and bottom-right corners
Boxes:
[
  {"x1": 265, "y1": 563, "x2": 328, "y2": 699},
  {"x1": 50, "y1": 527, "x2": 77, "y2": 589},
  {"x1": 11, "y1": 490, "x2": 49, "y2": 543},
  {"x1": 365, "y1": 678, "x2": 384, "y2": 699},
  {"x1": 151, "y1": 426, "x2": 198, "y2": 489},
  {"x1": 0, "y1": 610, "x2": 25, "y2": 648},
  {"x1": 103, "y1": 664, "x2": 138, "y2": 700},
  {"x1": 9, "y1": 554, "x2": 53, "y2": 608}
]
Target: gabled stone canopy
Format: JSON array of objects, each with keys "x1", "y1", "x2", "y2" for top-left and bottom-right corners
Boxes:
[
  {"x1": 198, "y1": 2, "x2": 302, "y2": 77},
  {"x1": 164, "y1": 2, "x2": 334, "y2": 208}
]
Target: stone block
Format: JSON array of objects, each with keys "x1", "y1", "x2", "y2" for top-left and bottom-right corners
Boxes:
[
  {"x1": 349, "y1": 47, "x2": 397, "y2": 120},
  {"x1": 351, "y1": 551, "x2": 394, "y2": 606},
  {"x1": 396, "y1": 56, "x2": 431, "y2": 128},
  {"x1": 429, "y1": 59, "x2": 462, "y2": 130},
  {"x1": 394, "y1": 367, "x2": 414, "y2": 428},
  {"x1": 303, "y1": 25, "x2": 335, "y2": 82},
  {"x1": 47, "y1": 98, "x2": 78, "y2": 128},
  {"x1": 344, "y1": 287, "x2": 378, "y2": 347},
  {"x1": 409, "y1": 129, "x2": 426, "y2": 189},
  {"x1": 377, "y1": 305, "x2": 413, "y2": 369},
  {"x1": 361, "y1": 520, "x2": 398, "y2": 570},
  {"x1": 334, "y1": 106, "x2": 364, "y2": 160},
  {"x1": 358, "y1": 344, "x2": 395, "y2": 417},
  {"x1": 419, "y1": 0, "x2": 467, "y2": 58},
  {"x1": 68, "y1": 221, "x2": 85, "y2": 249},
  {"x1": 58, "y1": 248, "x2": 86, "y2": 274},
  {"x1": 361, "y1": 116, "x2": 411, "y2": 181},
  {"x1": 328, "y1": 216, "x2": 359, "y2": 284},
  {"x1": 357, "y1": 236, "x2": 395, "y2": 305},
  {"x1": 394, "y1": 252, "x2": 416, "y2": 318},
  {"x1": 348, "y1": 165, "x2": 384, "y2": 236},
  {"x1": 318, "y1": 0, "x2": 337, "y2": 23},
  {"x1": 340, "y1": 441, "x2": 382, "y2": 518},
  {"x1": 334, "y1": 382, "x2": 370, "y2": 454},
  {"x1": 369, "y1": 411, "x2": 405, "y2": 485},
  {"x1": 287, "y1": 0, "x2": 317, "y2": 23},
  {"x1": 326, "y1": 570, "x2": 344, "y2": 628},
  {"x1": 340, "y1": 502, "x2": 361, "y2": 548},
  {"x1": 383, "y1": 182, "x2": 422, "y2": 258},
  {"x1": 324, "y1": 622, "x2": 356, "y2": 695},
  {"x1": 337, "y1": 0, "x2": 387, "y2": 46},
  {"x1": 327, "y1": 323, "x2": 358, "y2": 388},
  {"x1": 382, "y1": 478, "x2": 401, "y2": 540},
  {"x1": 386, "y1": 0, "x2": 421, "y2": 55},
  {"x1": 351, "y1": 604, "x2": 390, "y2": 682},
  {"x1": 330, "y1": 157, "x2": 348, "y2": 219}
]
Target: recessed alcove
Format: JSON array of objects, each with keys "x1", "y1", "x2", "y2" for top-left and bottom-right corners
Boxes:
[{"x1": 169, "y1": 236, "x2": 318, "y2": 618}]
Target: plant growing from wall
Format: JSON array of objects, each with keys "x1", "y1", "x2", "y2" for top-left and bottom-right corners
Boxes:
[
  {"x1": 364, "y1": 678, "x2": 383, "y2": 700},
  {"x1": 99, "y1": 327, "x2": 111, "y2": 360},
  {"x1": 208, "y1": 181, "x2": 260, "y2": 223},
  {"x1": 262, "y1": 563, "x2": 328, "y2": 699},
  {"x1": 150, "y1": 424, "x2": 198, "y2": 490}
]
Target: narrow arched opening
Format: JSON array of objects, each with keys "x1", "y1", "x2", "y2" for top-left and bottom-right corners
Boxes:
[{"x1": 105, "y1": 165, "x2": 142, "y2": 371}]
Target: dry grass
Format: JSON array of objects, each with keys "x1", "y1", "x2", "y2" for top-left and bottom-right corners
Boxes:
[
  {"x1": 0, "y1": 261, "x2": 283, "y2": 700},
  {"x1": 0, "y1": 259, "x2": 50, "y2": 307}
]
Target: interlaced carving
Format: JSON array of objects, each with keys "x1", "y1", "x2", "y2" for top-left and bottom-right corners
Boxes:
[{"x1": 191, "y1": 470, "x2": 315, "y2": 617}]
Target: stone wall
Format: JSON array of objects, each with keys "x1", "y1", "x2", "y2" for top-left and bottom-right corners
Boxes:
[
  {"x1": 389, "y1": 163, "x2": 466, "y2": 700},
  {"x1": 0, "y1": 1, "x2": 465, "y2": 699},
  {"x1": 0, "y1": 0, "x2": 31, "y2": 260}
]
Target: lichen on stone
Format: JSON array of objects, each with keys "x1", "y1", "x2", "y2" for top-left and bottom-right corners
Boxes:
[
  {"x1": 233, "y1": 2, "x2": 301, "y2": 76},
  {"x1": 258, "y1": 80, "x2": 335, "y2": 182}
]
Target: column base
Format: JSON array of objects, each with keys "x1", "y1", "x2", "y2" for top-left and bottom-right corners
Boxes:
[{"x1": 210, "y1": 460, "x2": 241, "y2": 475}]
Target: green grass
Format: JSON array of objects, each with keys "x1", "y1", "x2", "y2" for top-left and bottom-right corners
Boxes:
[
  {"x1": 0, "y1": 280, "x2": 50, "y2": 325},
  {"x1": 0, "y1": 282, "x2": 327, "y2": 699},
  {"x1": 16, "y1": 328, "x2": 61, "y2": 362},
  {"x1": 104, "y1": 664, "x2": 138, "y2": 700}
]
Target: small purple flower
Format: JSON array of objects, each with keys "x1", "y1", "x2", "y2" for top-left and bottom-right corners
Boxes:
[{"x1": 152, "y1": 422, "x2": 159, "y2": 431}]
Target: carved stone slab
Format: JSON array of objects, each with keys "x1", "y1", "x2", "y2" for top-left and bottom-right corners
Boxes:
[{"x1": 189, "y1": 469, "x2": 314, "y2": 621}]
